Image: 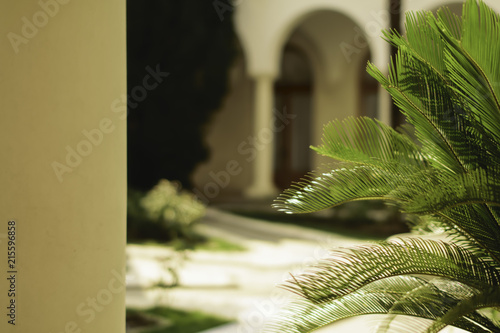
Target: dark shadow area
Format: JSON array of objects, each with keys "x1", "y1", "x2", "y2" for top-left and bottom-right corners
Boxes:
[{"x1": 127, "y1": 0, "x2": 237, "y2": 191}]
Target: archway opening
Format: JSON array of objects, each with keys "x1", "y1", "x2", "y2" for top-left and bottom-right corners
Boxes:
[
  {"x1": 273, "y1": 9, "x2": 377, "y2": 190},
  {"x1": 274, "y1": 43, "x2": 313, "y2": 189}
]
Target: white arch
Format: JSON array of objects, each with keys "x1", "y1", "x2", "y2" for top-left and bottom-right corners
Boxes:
[
  {"x1": 235, "y1": 0, "x2": 388, "y2": 77},
  {"x1": 284, "y1": 30, "x2": 322, "y2": 88},
  {"x1": 270, "y1": 8, "x2": 366, "y2": 82}
]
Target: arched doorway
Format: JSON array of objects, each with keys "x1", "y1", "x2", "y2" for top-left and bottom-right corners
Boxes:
[
  {"x1": 274, "y1": 43, "x2": 313, "y2": 189},
  {"x1": 273, "y1": 9, "x2": 377, "y2": 189}
]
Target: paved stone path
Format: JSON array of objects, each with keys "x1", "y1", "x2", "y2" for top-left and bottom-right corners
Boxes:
[{"x1": 126, "y1": 207, "x2": 466, "y2": 333}]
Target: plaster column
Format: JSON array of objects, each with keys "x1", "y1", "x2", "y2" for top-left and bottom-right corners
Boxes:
[
  {"x1": 0, "y1": 0, "x2": 126, "y2": 332},
  {"x1": 245, "y1": 74, "x2": 279, "y2": 198},
  {"x1": 378, "y1": 87, "x2": 393, "y2": 126},
  {"x1": 369, "y1": 10, "x2": 393, "y2": 127}
]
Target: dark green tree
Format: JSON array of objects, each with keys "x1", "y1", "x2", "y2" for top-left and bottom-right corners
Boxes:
[
  {"x1": 266, "y1": 1, "x2": 500, "y2": 331},
  {"x1": 127, "y1": 0, "x2": 237, "y2": 190}
]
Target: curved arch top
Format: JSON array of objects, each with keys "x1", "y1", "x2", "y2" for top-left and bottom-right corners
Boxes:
[{"x1": 235, "y1": 0, "x2": 388, "y2": 78}]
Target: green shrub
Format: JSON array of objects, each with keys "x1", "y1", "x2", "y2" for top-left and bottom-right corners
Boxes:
[
  {"x1": 127, "y1": 179, "x2": 206, "y2": 246},
  {"x1": 126, "y1": 307, "x2": 230, "y2": 333}
]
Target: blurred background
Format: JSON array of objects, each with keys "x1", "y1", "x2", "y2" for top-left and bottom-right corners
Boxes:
[{"x1": 124, "y1": 1, "x2": 471, "y2": 332}]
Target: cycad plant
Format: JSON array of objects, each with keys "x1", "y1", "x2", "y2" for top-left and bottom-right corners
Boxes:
[{"x1": 265, "y1": 1, "x2": 500, "y2": 332}]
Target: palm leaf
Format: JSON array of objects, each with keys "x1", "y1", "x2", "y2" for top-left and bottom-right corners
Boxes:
[
  {"x1": 311, "y1": 116, "x2": 425, "y2": 168},
  {"x1": 383, "y1": 11, "x2": 447, "y2": 81},
  {"x1": 437, "y1": 205, "x2": 500, "y2": 264},
  {"x1": 267, "y1": 1, "x2": 500, "y2": 331},
  {"x1": 281, "y1": 238, "x2": 500, "y2": 303},
  {"x1": 367, "y1": 51, "x2": 491, "y2": 174},
  {"x1": 401, "y1": 167, "x2": 500, "y2": 215},
  {"x1": 273, "y1": 163, "x2": 419, "y2": 214},
  {"x1": 433, "y1": 2, "x2": 500, "y2": 144},
  {"x1": 424, "y1": 286, "x2": 500, "y2": 333},
  {"x1": 375, "y1": 278, "x2": 499, "y2": 333},
  {"x1": 264, "y1": 276, "x2": 499, "y2": 333}
]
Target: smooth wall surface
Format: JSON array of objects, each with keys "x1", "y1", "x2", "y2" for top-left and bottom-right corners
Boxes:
[{"x1": 0, "y1": 0, "x2": 126, "y2": 332}]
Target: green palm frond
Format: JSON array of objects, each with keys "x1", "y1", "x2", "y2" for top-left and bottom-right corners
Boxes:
[
  {"x1": 401, "y1": 168, "x2": 500, "y2": 215},
  {"x1": 435, "y1": 2, "x2": 500, "y2": 142},
  {"x1": 264, "y1": 276, "x2": 499, "y2": 333},
  {"x1": 281, "y1": 238, "x2": 500, "y2": 303},
  {"x1": 374, "y1": 278, "x2": 500, "y2": 333},
  {"x1": 438, "y1": 205, "x2": 500, "y2": 264},
  {"x1": 368, "y1": 49, "x2": 495, "y2": 174},
  {"x1": 370, "y1": 8, "x2": 500, "y2": 172},
  {"x1": 273, "y1": 163, "x2": 421, "y2": 214},
  {"x1": 391, "y1": 11, "x2": 448, "y2": 79},
  {"x1": 273, "y1": 115, "x2": 431, "y2": 213},
  {"x1": 436, "y1": 7, "x2": 463, "y2": 40},
  {"x1": 367, "y1": 56, "x2": 462, "y2": 174},
  {"x1": 424, "y1": 287, "x2": 500, "y2": 333},
  {"x1": 311, "y1": 116, "x2": 425, "y2": 167},
  {"x1": 267, "y1": 1, "x2": 500, "y2": 331}
]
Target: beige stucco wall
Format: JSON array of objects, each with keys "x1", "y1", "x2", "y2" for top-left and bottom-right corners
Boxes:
[{"x1": 0, "y1": 0, "x2": 126, "y2": 332}]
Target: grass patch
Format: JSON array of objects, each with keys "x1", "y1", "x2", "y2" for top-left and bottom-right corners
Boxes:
[
  {"x1": 127, "y1": 307, "x2": 230, "y2": 333},
  {"x1": 194, "y1": 237, "x2": 246, "y2": 252},
  {"x1": 128, "y1": 237, "x2": 246, "y2": 252}
]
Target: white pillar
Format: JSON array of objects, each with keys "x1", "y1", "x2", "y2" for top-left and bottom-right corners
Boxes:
[
  {"x1": 378, "y1": 88, "x2": 393, "y2": 126},
  {"x1": 369, "y1": 10, "x2": 393, "y2": 127},
  {"x1": 245, "y1": 74, "x2": 279, "y2": 198},
  {"x1": 0, "y1": 1, "x2": 126, "y2": 332}
]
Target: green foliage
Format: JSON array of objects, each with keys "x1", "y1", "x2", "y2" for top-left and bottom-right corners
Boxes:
[
  {"x1": 266, "y1": 1, "x2": 500, "y2": 332},
  {"x1": 140, "y1": 180, "x2": 206, "y2": 227},
  {"x1": 194, "y1": 237, "x2": 247, "y2": 252},
  {"x1": 126, "y1": 307, "x2": 229, "y2": 333},
  {"x1": 127, "y1": 179, "x2": 206, "y2": 247}
]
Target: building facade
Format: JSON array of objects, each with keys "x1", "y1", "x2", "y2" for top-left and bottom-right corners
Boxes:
[{"x1": 193, "y1": 0, "x2": 496, "y2": 201}]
